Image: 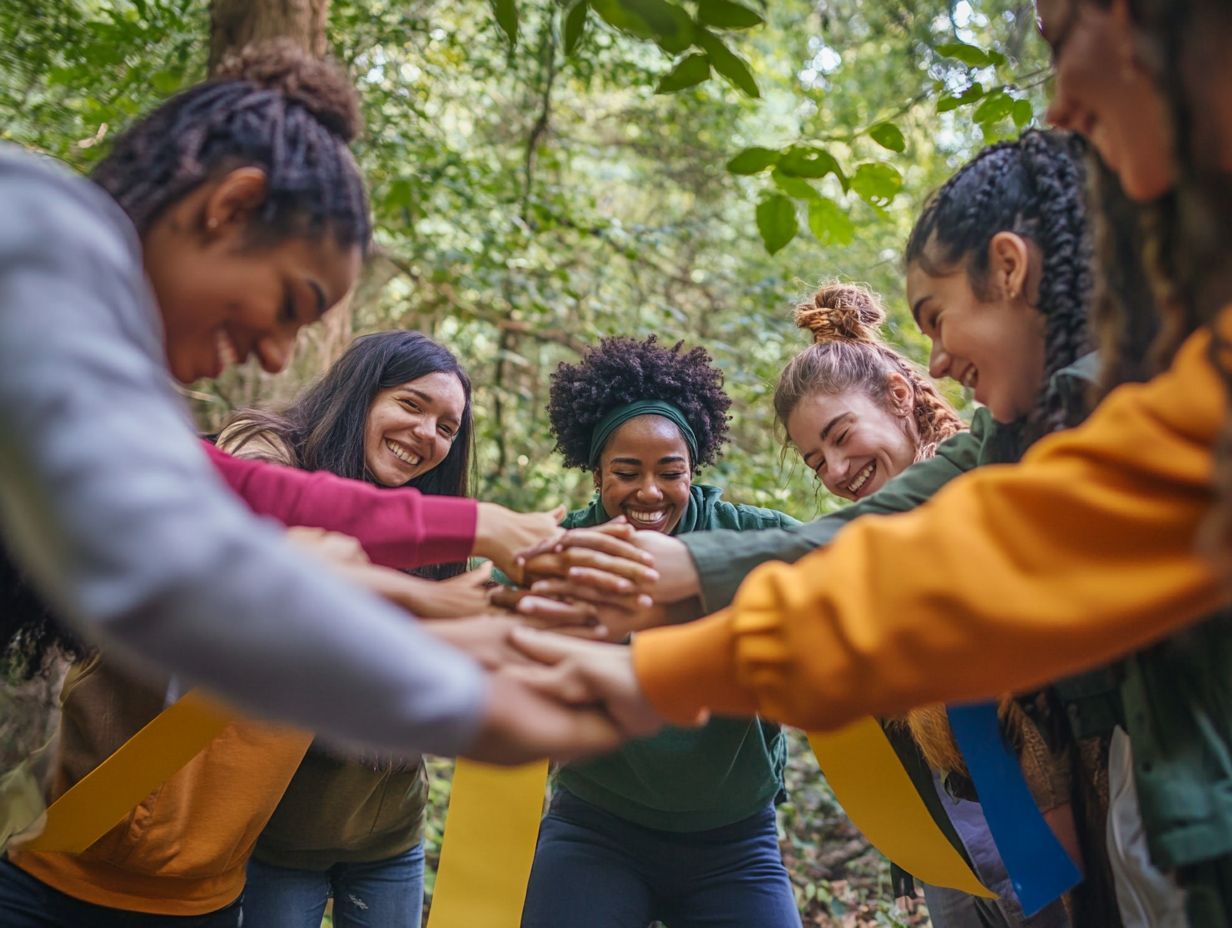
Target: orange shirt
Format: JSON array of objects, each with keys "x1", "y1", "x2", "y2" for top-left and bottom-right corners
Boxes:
[
  {"x1": 11, "y1": 656, "x2": 310, "y2": 915},
  {"x1": 635, "y1": 317, "x2": 1228, "y2": 731}
]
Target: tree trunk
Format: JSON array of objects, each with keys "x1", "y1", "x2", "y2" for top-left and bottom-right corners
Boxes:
[{"x1": 208, "y1": 0, "x2": 330, "y2": 73}]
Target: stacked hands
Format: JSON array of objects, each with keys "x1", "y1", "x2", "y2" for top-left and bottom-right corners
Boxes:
[{"x1": 290, "y1": 509, "x2": 708, "y2": 767}]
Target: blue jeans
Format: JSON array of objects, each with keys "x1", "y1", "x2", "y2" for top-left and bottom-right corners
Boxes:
[
  {"x1": 521, "y1": 788, "x2": 800, "y2": 928},
  {"x1": 243, "y1": 843, "x2": 424, "y2": 928},
  {"x1": 0, "y1": 858, "x2": 242, "y2": 927}
]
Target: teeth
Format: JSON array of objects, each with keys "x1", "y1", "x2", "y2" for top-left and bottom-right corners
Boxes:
[
  {"x1": 847, "y1": 461, "x2": 875, "y2": 494},
  {"x1": 628, "y1": 510, "x2": 666, "y2": 524},
  {"x1": 215, "y1": 330, "x2": 240, "y2": 370},
  {"x1": 962, "y1": 368, "x2": 978, "y2": 389},
  {"x1": 385, "y1": 440, "x2": 422, "y2": 467}
]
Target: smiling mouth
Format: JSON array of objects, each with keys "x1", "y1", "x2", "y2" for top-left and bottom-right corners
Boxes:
[
  {"x1": 845, "y1": 461, "x2": 876, "y2": 497},
  {"x1": 385, "y1": 439, "x2": 423, "y2": 468},
  {"x1": 625, "y1": 508, "x2": 669, "y2": 528}
]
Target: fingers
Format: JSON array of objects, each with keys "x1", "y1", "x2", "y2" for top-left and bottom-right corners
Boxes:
[
  {"x1": 528, "y1": 579, "x2": 651, "y2": 611},
  {"x1": 551, "y1": 529, "x2": 655, "y2": 565},
  {"x1": 487, "y1": 586, "x2": 528, "y2": 611},
  {"x1": 508, "y1": 625, "x2": 609, "y2": 666},
  {"x1": 515, "y1": 594, "x2": 598, "y2": 624}
]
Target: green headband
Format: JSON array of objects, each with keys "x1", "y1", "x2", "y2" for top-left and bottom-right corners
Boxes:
[{"x1": 587, "y1": 400, "x2": 699, "y2": 469}]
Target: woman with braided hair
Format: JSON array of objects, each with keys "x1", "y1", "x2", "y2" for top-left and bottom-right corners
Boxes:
[
  {"x1": 508, "y1": 2, "x2": 1232, "y2": 924},
  {"x1": 0, "y1": 39, "x2": 616, "y2": 927},
  {"x1": 516, "y1": 335, "x2": 803, "y2": 928},
  {"x1": 512, "y1": 131, "x2": 1105, "y2": 925}
]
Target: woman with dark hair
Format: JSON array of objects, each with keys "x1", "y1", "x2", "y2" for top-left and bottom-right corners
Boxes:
[
  {"x1": 516, "y1": 335, "x2": 802, "y2": 928},
  {"x1": 218, "y1": 330, "x2": 490, "y2": 928}
]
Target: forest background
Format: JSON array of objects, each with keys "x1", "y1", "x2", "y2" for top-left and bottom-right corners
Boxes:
[{"x1": 2, "y1": 1, "x2": 1048, "y2": 924}]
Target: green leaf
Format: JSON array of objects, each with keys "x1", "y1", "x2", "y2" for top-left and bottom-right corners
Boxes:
[
  {"x1": 695, "y1": 28, "x2": 759, "y2": 98},
  {"x1": 656, "y1": 53, "x2": 710, "y2": 93},
  {"x1": 726, "y1": 146, "x2": 779, "y2": 174},
  {"x1": 777, "y1": 145, "x2": 843, "y2": 182},
  {"x1": 936, "y1": 81, "x2": 984, "y2": 113},
  {"x1": 150, "y1": 68, "x2": 183, "y2": 94},
  {"x1": 973, "y1": 89, "x2": 1013, "y2": 126},
  {"x1": 850, "y1": 162, "x2": 903, "y2": 205},
  {"x1": 563, "y1": 0, "x2": 588, "y2": 55},
  {"x1": 935, "y1": 41, "x2": 991, "y2": 68},
  {"x1": 592, "y1": 0, "x2": 693, "y2": 53},
  {"x1": 771, "y1": 167, "x2": 820, "y2": 201},
  {"x1": 488, "y1": 0, "x2": 518, "y2": 46},
  {"x1": 868, "y1": 122, "x2": 905, "y2": 153},
  {"x1": 756, "y1": 194, "x2": 797, "y2": 254},
  {"x1": 696, "y1": 0, "x2": 764, "y2": 30},
  {"x1": 807, "y1": 196, "x2": 855, "y2": 246},
  {"x1": 1012, "y1": 97, "x2": 1034, "y2": 128}
]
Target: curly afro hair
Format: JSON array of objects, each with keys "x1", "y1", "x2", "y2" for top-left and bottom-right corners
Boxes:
[{"x1": 548, "y1": 336, "x2": 731, "y2": 472}]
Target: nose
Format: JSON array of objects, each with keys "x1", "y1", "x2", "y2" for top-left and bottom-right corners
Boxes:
[
  {"x1": 256, "y1": 328, "x2": 297, "y2": 374},
  {"x1": 409, "y1": 417, "x2": 435, "y2": 444},
  {"x1": 1044, "y1": 96, "x2": 1071, "y2": 130},
  {"x1": 635, "y1": 479, "x2": 664, "y2": 503},
  {"x1": 827, "y1": 449, "x2": 851, "y2": 485},
  {"x1": 928, "y1": 342, "x2": 951, "y2": 380}
]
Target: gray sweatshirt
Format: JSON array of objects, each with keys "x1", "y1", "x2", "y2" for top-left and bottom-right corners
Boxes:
[{"x1": 0, "y1": 146, "x2": 485, "y2": 757}]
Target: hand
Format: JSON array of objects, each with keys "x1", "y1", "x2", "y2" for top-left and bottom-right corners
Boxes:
[
  {"x1": 409, "y1": 563, "x2": 494, "y2": 619},
  {"x1": 285, "y1": 526, "x2": 370, "y2": 567},
  {"x1": 516, "y1": 581, "x2": 668, "y2": 642},
  {"x1": 506, "y1": 628, "x2": 674, "y2": 738},
  {"x1": 517, "y1": 520, "x2": 658, "y2": 595},
  {"x1": 422, "y1": 615, "x2": 530, "y2": 669},
  {"x1": 473, "y1": 502, "x2": 566, "y2": 582},
  {"x1": 462, "y1": 670, "x2": 625, "y2": 765}
]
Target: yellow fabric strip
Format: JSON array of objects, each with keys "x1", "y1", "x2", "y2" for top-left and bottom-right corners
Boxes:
[
  {"x1": 808, "y1": 718, "x2": 995, "y2": 898},
  {"x1": 19, "y1": 690, "x2": 233, "y2": 854},
  {"x1": 428, "y1": 759, "x2": 549, "y2": 928}
]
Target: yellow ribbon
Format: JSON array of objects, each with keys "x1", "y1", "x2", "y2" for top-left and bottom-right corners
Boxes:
[
  {"x1": 808, "y1": 718, "x2": 994, "y2": 898},
  {"x1": 427, "y1": 759, "x2": 549, "y2": 928},
  {"x1": 19, "y1": 690, "x2": 233, "y2": 854}
]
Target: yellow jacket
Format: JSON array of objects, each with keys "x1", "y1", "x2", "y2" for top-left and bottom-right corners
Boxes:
[{"x1": 634, "y1": 318, "x2": 1228, "y2": 730}]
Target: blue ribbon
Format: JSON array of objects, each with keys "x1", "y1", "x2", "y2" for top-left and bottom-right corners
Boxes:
[{"x1": 946, "y1": 701, "x2": 1082, "y2": 916}]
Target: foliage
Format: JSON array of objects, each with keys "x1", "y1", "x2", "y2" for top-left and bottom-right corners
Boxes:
[{"x1": 2, "y1": 5, "x2": 1049, "y2": 922}]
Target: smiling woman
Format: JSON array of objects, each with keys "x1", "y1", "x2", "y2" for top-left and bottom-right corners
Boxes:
[
  {"x1": 774, "y1": 282, "x2": 963, "y2": 501},
  {"x1": 518, "y1": 335, "x2": 803, "y2": 928}
]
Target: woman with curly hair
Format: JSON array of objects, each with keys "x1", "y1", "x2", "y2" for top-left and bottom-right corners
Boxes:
[{"x1": 517, "y1": 335, "x2": 801, "y2": 928}]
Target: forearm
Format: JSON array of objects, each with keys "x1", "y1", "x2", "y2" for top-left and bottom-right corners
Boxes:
[
  {"x1": 636, "y1": 325, "x2": 1228, "y2": 730},
  {"x1": 205, "y1": 443, "x2": 477, "y2": 570}
]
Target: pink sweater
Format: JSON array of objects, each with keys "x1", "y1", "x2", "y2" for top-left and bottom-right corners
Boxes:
[{"x1": 202, "y1": 441, "x2": 477, "y2": 569}]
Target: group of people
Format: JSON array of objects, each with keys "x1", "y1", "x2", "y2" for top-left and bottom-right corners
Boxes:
[{"x1": 0, "y1": 0, "x2": 1229, "y2": 926}]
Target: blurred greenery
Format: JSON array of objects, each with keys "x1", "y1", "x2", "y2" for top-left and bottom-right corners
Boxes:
[{"x1": 1, "y1": 1, "x2": 1048, "y2": 923}]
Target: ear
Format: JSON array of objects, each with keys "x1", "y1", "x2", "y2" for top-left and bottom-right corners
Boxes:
[
  {"x1": 987, "y1": 231, "x2": 1031, "y2": 303},
  {"x1": 201, "y1": 167, "x2": 269, "y2": 240},
  {"x1": 884, "y1": 371, "x2": 913, "y2": 417},
  {"x1": 592, "y1": 468, "x2": 602, "y2": 491}
]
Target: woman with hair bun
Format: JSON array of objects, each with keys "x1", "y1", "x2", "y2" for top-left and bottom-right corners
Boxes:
[{"x1": 517, "y1": 335, "x2": 802, "y2": 928}]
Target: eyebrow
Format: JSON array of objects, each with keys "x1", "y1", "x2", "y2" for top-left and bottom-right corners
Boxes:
[
  {"x1": 401, "y1": 387, "x2": 462, "y2": 425},
  {"x1": 820, "y1": 412, "x2": 849, "y2": 443}
]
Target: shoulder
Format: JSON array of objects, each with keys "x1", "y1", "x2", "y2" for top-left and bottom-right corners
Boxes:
[
  {"x1": 700, "y1": 486, "x2": 800, "y2": 530},
  {"x1": 216, "y1": 420, "x2": 296, "y2": 466}
]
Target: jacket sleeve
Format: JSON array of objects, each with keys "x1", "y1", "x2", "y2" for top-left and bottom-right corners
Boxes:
[
  {"x1": 0, "y1": 151, "x2": 486, "y2": 756},
  {"x1": 202, "y1": 443, "x2": 476, "y2": 570},
  {"x1": 634, "y1": 326, "x2": 1226, "y2": 730},
  {"x1": 682, "y1": 417, "x2": 989, "y2": 611}
]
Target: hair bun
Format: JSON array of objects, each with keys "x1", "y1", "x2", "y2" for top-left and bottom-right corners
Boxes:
[
  {"x1": 794, "y1": 282, "x2": 887, "y2": 344},
  {"x1": 213, "y1": 39, "x2": 362, "y2": 142}
]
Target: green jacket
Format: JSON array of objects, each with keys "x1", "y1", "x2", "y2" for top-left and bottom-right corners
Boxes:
[{"x1": 556, "y1": 484, "x2": 798, "y2": 832}]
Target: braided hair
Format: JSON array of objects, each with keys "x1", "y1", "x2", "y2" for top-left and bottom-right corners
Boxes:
[
  {"x1": 905, "y1": 130, "x2": 1093, "y2": 447},
  {"x1": 774, "y1": 282, "x2": 964, "y2": 461},
  {"x1": 91, "y1": 39, "x2": 370, "y2": 252},
  {"x1": 548, "y1": 336, "x2": 731, "y2": 472}
]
